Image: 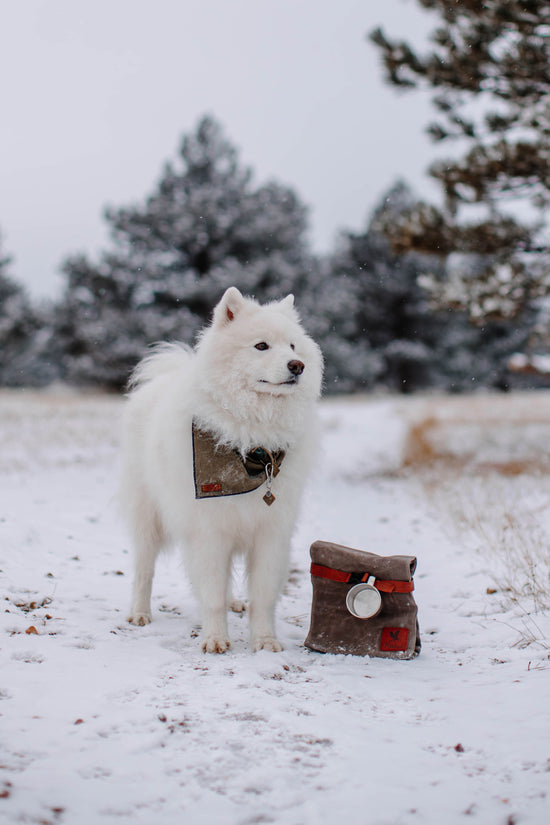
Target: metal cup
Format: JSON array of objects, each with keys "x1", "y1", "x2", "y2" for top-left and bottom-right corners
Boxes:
[{"x1": 345, "y1": 576, "x2": 382, "y2": 619}]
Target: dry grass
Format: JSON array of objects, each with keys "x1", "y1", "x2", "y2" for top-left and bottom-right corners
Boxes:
[
  {"x1": 401, "y1": 396, "x2": 550, "y2": 477},
  {"x1": 399, "y1": 392, "x2": 550, "y2": 647}
]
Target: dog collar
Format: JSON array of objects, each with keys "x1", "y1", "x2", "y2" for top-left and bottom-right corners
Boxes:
[{"x1": 192, "y1": 422, "x2": 285, "y2": 505}]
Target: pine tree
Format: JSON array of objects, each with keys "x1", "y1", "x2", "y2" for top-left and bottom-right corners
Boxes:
[
  {"x1": 321, "y1": 183, "x2": 530, "y2": 393},
  {"x1": 370, "y1": 0, "x2": 550, "y2": 322},
  {"x1": 57, "y1": 115, "x2": 316, "y2": 388},
  {"x1": 0, "y1": 234, "x2": 43, "y2": 386},
  {"x1": 299, "y1": 256, "x2": 384, "y2": 393},
  {"x1": 322, "y1": 183, "x2": 442, "y2": 393}
]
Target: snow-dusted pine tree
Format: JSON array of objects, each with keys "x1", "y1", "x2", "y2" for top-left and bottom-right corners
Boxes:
[
  {"x1": 57, "y1": 115, "x2": 316, "y2": 388},
  {"x1": 322, "y1": 183, "x2": 442, "y2": 392},
  {"x1": 322, "y1": 183, "x2": 530, "y2": 393},
  {"x1": 370, "y1": 0, "x2": 550, "y2": 322},
  {"x1": 0, "y1": 234, "x2": 51, "y2": 386}
]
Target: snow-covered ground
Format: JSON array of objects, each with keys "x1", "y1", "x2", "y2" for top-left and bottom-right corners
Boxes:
[{"x1": 1, "y1": 389, "x2": 550, "y2": 825}]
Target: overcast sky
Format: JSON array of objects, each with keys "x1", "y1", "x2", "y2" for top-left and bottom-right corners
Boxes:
[{"x1": 0, "y1": 0, "x2": 440, "y2": 298}]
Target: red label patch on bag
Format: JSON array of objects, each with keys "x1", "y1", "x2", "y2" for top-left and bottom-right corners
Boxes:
[
  {"x1": 201, "y1": 483, "x2": 222, "y2": 493},
  {"x1": 380, "y1": 627, "x2": 409, "y2": 652}
]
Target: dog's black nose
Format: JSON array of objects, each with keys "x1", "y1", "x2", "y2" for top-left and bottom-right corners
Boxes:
[{"x1": 288, "y1": 359, "x2": 305, "y2": 376}]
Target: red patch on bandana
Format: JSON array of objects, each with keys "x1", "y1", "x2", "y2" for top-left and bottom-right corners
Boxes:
[
  {"x1": 380, "y1": 627, "x2": 409, "y2": 652},
  {"x1": 201, "y1": 483, "x2": 223, "y2": 493}
]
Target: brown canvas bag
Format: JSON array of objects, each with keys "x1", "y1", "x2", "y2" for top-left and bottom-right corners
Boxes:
[{"x1": 304, "y1": 540, "x2": 421, "y2": 659}]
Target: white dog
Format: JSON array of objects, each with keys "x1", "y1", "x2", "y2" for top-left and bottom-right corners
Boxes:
[{"x1": 120, "y1": 287, "x2": 323, "y2": 653}]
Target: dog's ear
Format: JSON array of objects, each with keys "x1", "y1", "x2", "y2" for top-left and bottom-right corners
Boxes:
[
  {"x1": 279, "y1": 294, "x2": 295, "y2": 313},
  {"x1": 215, "y1": 287, "x2": 245, "y2": 325}
]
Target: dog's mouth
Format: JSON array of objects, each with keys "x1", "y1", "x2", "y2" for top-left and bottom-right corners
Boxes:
[
  {"x1": 258, "y1": 375, "x2": 299, "y2": 395},
  {"x1": 258, "y1": 377, "x2": 299, "y2": 388}
]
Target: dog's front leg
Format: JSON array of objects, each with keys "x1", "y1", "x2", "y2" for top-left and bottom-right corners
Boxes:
[
  {"x1": 186, "y1": 539, "x2": 232, "y2": 653},
  {"x1": 247, "y1": 536, "x2": 289, "y2": 652}
]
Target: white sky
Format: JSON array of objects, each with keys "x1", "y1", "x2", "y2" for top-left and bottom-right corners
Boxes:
[{"x1": 0, "y1": 0, "x2": 440, "y2": 298}]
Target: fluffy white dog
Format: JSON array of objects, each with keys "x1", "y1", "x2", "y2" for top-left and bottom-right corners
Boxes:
[{"x1": 120, "y1": 287, "x2": 323, "y2": 653}]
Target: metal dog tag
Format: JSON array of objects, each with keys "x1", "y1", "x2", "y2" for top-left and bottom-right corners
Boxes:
[
  {"x1": 346, "y1": 576, "x2": 382, "y2": 619},
  {"x1": 263, "y1": 463, "x2": 276, "y2": 506}
]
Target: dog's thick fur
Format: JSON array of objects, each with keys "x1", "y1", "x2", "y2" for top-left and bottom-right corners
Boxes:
[{"x1": 120, "y1": 287, "x2": 323, "y2": 653}]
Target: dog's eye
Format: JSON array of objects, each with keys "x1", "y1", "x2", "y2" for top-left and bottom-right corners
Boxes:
[
  {"x1": 255, "y1": 342, "x2": 269, "y2": 351},
  {"x1": 290, "y1": 344, "x2": 295, "y2": 351}
]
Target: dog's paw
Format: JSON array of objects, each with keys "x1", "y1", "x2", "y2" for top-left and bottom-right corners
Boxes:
[
  {"x1": 251, "y1": 636, "x2": 284, "y2": 653},
  {"x1": 201, "y1": 635, "x2": 231, "y2": 654},
  {"x1": 127, "y1": 612, "x2": 152, "y2": 626},
  {"x1": 229, "y1": 598, "x2": 246, "y2": 614}
]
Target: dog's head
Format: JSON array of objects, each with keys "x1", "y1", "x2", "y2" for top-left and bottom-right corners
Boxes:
[{"x1": 197, "y1": 287, "x2": 323, "y2": 405}]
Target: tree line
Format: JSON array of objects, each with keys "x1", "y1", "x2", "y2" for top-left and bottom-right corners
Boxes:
[{"x1": 2, "y1": 0, "x2": 550, "y2": 394}]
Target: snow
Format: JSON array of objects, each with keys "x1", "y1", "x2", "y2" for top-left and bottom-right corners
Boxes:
[{"x1": 1, "y1": 390, "x2": 550, "y2": 825}]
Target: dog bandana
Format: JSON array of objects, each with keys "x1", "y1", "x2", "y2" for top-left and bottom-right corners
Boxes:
[{"x1": 192, "y1": 421, "x2": 285, "y2": 505}]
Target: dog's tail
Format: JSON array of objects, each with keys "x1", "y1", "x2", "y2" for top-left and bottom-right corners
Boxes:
[{"x1": 127, "y1": 342, "x2": 192, "y2": 390}]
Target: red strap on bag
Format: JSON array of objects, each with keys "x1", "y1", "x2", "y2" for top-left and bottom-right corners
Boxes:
[{"x1": 310, "y1": 563, "x2": 414, "y2": 593}]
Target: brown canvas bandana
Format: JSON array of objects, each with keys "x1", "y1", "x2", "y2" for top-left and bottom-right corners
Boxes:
[
  {"x1": 305, "y1": 540, "x2": 421, "y2": 659},
  {"x1": 192, "y1": 422, "x2": 285, "y2": 505}
]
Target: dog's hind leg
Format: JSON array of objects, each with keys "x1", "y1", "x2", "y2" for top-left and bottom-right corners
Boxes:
[
  {"x1": 127, "y1": 492, "x2": 165, "y2": 626},
  {"x1": 229, "y1": 595, "x2": 246, "y2": 614},
  {"x1": 228, "y1": 579, "x2": 246, "y2": 614}
]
